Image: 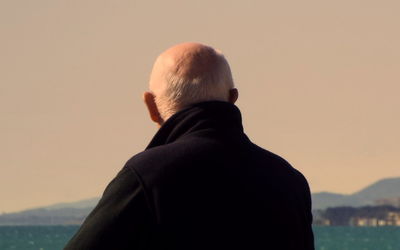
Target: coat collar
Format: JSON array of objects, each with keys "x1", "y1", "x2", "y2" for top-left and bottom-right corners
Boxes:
[{"x1": 146, "y1": 101, "x2": 244, "y2": 149}]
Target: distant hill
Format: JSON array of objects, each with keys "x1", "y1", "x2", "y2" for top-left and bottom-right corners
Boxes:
[
  {"x1": 0, "y1": 198, "x2": 99, "y2": 225},
  {"x1": 42, "y1": 197, "x2": 100, "y2": 210},
  {"x1": 312, "y1": 177, "x2": 400, "y2": 209},
  {"x1": 1, "y1": 177, "x2": 399, "y2": 225}
]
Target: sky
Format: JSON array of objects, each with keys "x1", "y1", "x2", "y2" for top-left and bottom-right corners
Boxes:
[{"x1": 1, "y1": 0, "x2": 399, "y2": 212}]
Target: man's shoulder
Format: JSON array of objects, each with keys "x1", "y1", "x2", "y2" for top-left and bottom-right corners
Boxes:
[
  {"x1": 126, "y1": 138, "x2": 209, "y2": 167},
  {"x1": 249, "y1": 142, "x2": 309, "y2": 184},
  {"x1": 123, "y1": 138, "x2": 212, "y2": 182}
]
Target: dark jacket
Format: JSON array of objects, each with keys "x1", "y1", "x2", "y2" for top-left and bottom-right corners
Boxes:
[{"x1": 65, "y1": 101, "x2": 314, "y2": 250}]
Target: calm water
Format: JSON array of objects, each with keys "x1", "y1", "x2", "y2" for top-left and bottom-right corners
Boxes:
[{"x1": 0, "y1": 225, "x2": 399, "y2": 250}]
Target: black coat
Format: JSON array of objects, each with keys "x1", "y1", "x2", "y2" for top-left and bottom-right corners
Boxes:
[{"x1": 65, "y1": 101, "x2": 314, "y2": 250}]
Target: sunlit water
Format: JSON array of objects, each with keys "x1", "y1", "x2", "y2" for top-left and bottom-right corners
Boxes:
[{"x1": 0, "y1": 225, "x2": 399, "y2": 250}]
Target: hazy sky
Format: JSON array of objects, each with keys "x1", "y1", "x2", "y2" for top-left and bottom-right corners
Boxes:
[{"x1": 1, "y1": 0, "x2": 399, "y2": 212}]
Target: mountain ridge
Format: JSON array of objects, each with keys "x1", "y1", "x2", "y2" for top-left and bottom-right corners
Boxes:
[{"x1": 312, "y1": 177, "x2": 400, "y2": 209}]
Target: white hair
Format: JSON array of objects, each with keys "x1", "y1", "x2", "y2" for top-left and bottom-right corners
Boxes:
[{"x1": 152, "y1": 52, "x2": 234, "y2": 120}]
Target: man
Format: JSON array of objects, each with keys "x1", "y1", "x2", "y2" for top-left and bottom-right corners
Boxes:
[{"x1": 65, "y1": 42, "x2": 314, "y2": 250}]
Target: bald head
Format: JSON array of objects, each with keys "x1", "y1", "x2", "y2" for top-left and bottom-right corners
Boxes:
[
  {"x1": 146, "y1": 42, "x2": 237, "y2": 123},
  {"x1": 150, "y1": 43, "x2": 225, "y2": 88}
]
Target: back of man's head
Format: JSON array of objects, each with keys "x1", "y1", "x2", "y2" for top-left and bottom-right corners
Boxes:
[{"x1": 145, "y1": 42, "x2": 237, "y2": 124}]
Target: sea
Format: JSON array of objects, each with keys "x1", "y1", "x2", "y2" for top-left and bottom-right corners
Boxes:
[{"x1": 0, "y1": 226, "x2": 399, "y2": 250}]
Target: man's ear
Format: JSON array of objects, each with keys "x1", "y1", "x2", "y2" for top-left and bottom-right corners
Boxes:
[
  {"x1": 228, "y1": 88, "x2": 239, "y2": 104},
  {"x1": 143, "y1": 92, "x2": 164, "y2": 126}
]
